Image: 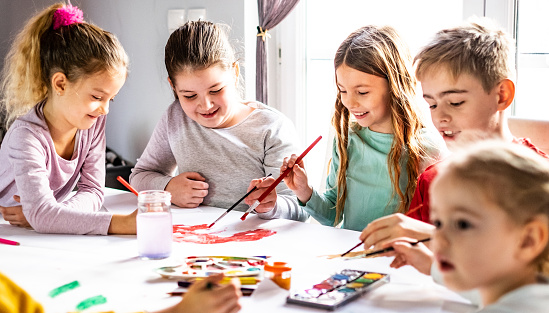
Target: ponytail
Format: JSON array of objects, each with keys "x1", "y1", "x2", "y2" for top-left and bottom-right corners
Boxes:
[{"x1": 1, "y1": 3, "x2": 62, "y2": 129}]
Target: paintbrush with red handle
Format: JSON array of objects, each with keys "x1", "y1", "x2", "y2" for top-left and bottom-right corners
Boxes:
[{"x1": 239, "y1": 135, "x2": 322, "y2": 221}]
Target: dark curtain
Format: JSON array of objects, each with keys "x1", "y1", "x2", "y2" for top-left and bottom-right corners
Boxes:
[{"x1": 256, "y1": 0, "x2": 300, "y2": 105}]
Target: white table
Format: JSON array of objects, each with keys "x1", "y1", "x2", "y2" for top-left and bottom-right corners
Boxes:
[{"x1": 0, "y1": 189, "x2": 476, "y2": 313}]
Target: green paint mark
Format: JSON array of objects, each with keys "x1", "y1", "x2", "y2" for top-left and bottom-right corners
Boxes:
[
  {"x1": 48, "y1": 280, "x2": 80, "y2": 298},
  {"x1": 76, "y1": 295, "x2": 107, "y2": 311}
]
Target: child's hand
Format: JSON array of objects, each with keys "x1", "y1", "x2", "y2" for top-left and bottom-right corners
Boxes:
[
  {"x1": 245, "y1": 176, "x2": 277, "y2": 213},
  {"x1": 166, "y1": 172, "x2": 209, "y2": 208},
  {"x1": 0, "y1": 195, "x2": 31, "y2": 228},
  {"x1": 381, "y1": 237, "x2": 434, "y2": 275},
  {"x1": 164, "y1": 274, "x2": 242, "y2": 313},
  {"x1": 359, "y1": 213, "x2": 435, "y2": 250},
  {"x1": 281, "y1": 154, "x2": 313, "y2": 203},
  {"x1": 108, "y1": 209, "x2": 137, "y2": 235}
]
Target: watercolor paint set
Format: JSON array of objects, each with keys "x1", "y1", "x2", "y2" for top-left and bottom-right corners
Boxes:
[
  {"x1": 155, "y1": 256, "x2": 265, "y2": 280},
  {"x1": 286, "y1": 269, "x2": 389, "y2": 310}
]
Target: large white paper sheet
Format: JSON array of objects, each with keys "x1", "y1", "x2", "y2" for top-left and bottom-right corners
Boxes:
[{"x1": 0, "y1": 189, "x2": 475, "y2": 313}]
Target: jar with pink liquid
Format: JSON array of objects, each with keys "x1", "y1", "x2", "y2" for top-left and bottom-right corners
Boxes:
[{"x1": 136, "y1": 190, "x2": 172, "y2": 259}]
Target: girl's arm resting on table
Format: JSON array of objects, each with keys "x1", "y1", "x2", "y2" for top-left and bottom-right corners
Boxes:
[
  {"x1": 108, "y1": 210, "x2": 137, "y2": 234},
  {"x1": 9, "y1": 129, "x2": 112, "y2": 234},
  {"x1": 0, "y1": 196, "x2": 30, "y2": 228}
]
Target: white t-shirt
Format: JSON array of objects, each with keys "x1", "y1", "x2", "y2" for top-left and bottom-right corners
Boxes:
[{"x1": 431, "y1": 263, "x2": 549, "y2": 312}]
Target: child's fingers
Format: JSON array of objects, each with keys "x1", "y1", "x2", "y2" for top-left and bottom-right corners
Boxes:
[
  {"x1": 188, "y1": 179, "x2": 209, "y2": 191},
  {"x1": 214, "y1": 282, "x2": 242, "y2": 309},
  {"x1": 380, "y1": 237, "x2": 420, "y2": 249},
  {"x1": 360, "y1": 214, "x2": 400, "y2": 242},
  {"x1": 286, "y1": 154, "x2": 299, "y2": 168},
  {"x1": 389, "y1": 253, "x2": 408, "y2": 269},
  {"x1": 281, "y1": 156, "x2": 290, "y2": 171},
  {"x1": 13, "y1": 195, "x2": 21, "y2": 203},
  {"x1": 247, "y1": 176, "x2": 273, "y2": 192},
  {"x1": 184, "y1": 172, "x2": 207, "y2": 182},
  {"x1": 245, "y1": 177, "x2": 275, "y2": 203}
]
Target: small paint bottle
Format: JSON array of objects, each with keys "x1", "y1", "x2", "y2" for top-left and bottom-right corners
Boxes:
[{"x1": 264, "y1": 262, "x2": 292, "y2": 290}]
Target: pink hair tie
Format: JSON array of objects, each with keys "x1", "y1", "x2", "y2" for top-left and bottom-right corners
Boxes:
[{"x1": 53, "y1": 5, "x2": 83, "y2": 30}]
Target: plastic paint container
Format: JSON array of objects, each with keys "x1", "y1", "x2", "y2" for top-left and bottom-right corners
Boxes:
[{"x1": 264, "y1": 261, "x2": 292, "y2": 290}]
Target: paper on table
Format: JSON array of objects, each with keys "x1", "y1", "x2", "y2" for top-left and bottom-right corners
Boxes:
[{"x1": 240, "y1": 279, "x2": 290, "y2": 313}]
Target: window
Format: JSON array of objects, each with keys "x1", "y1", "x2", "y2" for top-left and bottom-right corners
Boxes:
[
  {"x1": 514, "y1": 0, "x2": 549, "y2": 118},
  {"x1": 274, "y1": 0, "x2": 543, "y2": 188}
]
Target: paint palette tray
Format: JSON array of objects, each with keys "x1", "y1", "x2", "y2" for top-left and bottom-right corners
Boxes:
[
  {"x1": 155, "y1": 256, "x2": 265, "y2": 280},
  {"x1": 286, "y1": 269, "x2": 389, "y2": 310}
]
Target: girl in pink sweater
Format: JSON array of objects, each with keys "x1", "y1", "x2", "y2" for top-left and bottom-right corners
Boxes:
[{"x1": 0, "y1": 3, "x2": 135, "y2": 235}]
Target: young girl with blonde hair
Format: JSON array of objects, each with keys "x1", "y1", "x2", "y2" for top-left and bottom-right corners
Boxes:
[
  {"x1": 0, "y1": 3, "x2": 136, "y2": 234},
  {"x1": 386, "y1": 140, "x2": 549, "y2": 312},
  {"x1": 280, "y1": 25, "x2": 446, "y2": 230}
]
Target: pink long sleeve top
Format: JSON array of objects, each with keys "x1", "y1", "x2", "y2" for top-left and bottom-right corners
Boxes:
[{"x1": 0, "y1": 102, "x2": 112, "y2": 234}]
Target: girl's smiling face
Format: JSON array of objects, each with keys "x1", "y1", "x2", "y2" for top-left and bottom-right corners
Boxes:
[
  {"x1": 430, "y1": 170, "x2": 528, "y2": 302},
  {"x1": 336, "y1": 64, "x2": 393, "y2": 134},
  {"x1": 170, "y1": 64, "x2": 241, "y2": 129},
  {"x1": 47, "y1": 68, "x2": 126, "y2": 132}
]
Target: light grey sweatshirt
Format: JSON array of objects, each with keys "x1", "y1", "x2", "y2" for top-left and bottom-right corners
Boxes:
[{"x1": 130, "y1": 100, "x2": 308, "y2": 221}]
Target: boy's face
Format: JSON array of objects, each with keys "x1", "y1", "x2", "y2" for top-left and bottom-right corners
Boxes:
[
  {"x1": 430, "y1": 171, "x2": 524, "y2": 297},
  {"x1": 420, "y1": 67, "x2": 501, "y2": 143}
]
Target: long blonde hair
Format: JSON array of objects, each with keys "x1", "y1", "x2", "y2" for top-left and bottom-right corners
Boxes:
[
  {"x1": 332, "y1": 25, "x2": 427, "y2": 225},
  {"x1": 0, "y1": 2, "x2": 128, "y2": 129}
]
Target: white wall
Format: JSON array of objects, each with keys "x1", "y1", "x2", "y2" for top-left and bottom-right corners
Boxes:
[{"x1": 0, "y1": 0, "x2": 256, "y2": 163}]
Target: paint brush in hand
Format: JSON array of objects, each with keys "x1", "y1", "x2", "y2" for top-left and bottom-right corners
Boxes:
[
  {"x1": 340, "y1": 241, "x2": 364, "y2": 257},
  {"x1": 345, "y1": 238, "x2": 431, "y2": 259},
  {"x1": 341, "y1": 204, "x2": 425, "y2": 257},
  {"x1": 208, "y1": 173, "x2": 272, "y2": 228},
  {"x1": 240, "y1": 135, "x2": 322, "y2": 221},
  {"x1": 117, "y1": 176, "x2": 139, "y2": 196}
]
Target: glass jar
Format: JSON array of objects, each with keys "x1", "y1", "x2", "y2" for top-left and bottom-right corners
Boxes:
[
  {"x1": 136, "y1": 190, "x2": 172, "y2": 259},
  {"x1": 264, "y1": 261, "x2": 292, "y2": 290}
]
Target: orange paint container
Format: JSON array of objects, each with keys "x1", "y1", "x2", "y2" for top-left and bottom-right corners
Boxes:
[{"x1": 264, "y1": 262, "x2": 292, "y2": 290}]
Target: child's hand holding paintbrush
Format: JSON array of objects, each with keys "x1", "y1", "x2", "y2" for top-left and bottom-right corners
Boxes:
[
  {"x1": 243, "y1": 175, "x2": 278, "y2": 213},
  {"x1": 163, "y1": 274, "x2": 242, "y2": 313},
  {"x1": 381, "y1": 237, "x2": 434, "y2": 275},
  {"x1": 264, "y1": 135, "x2": 324, "y2": 209}
]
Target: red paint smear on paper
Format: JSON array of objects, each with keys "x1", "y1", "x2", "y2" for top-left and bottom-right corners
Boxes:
[{"x1": 173, "y1": 224, "x2": 276, "y2": 244}]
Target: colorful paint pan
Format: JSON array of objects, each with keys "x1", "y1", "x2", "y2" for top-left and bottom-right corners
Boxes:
[
  {"x1": 155, "y1": 256, "x2": 265, "y2": 279},
  {"x1": 287, "y1": 270, "x2": 389, "y2": 310}
]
